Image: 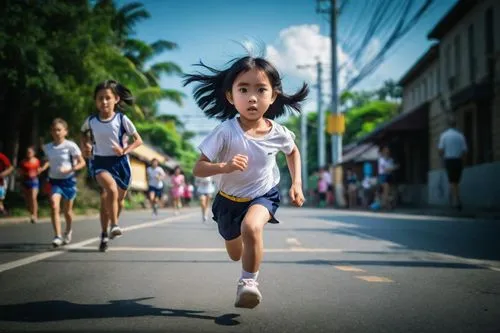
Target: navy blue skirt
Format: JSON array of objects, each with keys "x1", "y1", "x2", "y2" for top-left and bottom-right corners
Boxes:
[{"x1": 212, "y1": 186, "x2": 281, "y2": 241}]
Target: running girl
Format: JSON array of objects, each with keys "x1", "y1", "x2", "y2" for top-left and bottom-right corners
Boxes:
[
  {"x1": 80, "y1": 80, "x2": 143, "y2": 252},
  {"x1": 40, "y1": 118, "x2": 86, "y2": 247},
  {"x1": 184, "y1": 55, "x2": 307, "y2": 308}
]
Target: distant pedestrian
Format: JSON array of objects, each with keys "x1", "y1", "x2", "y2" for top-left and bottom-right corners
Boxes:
[
  {"x1": 438, "y1": 115, "x2": 467, "y2": 210},
  {"x1": 170, "y1": 166, "x2": 185, "y2": 215},
  {"x1": 147, "y1": 158, "x2": 166, "y2": 215},
  {"x1": 195, "y1": 176, "x2": 215, "y2": 222},
  {"x1": 184, "y1": 55, "x2": 307, "y2": 309}
]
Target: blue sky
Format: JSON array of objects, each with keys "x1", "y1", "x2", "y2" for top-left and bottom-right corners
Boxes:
[{"x1": 117, "y1": 0, "x2": 457, "y2": 145}]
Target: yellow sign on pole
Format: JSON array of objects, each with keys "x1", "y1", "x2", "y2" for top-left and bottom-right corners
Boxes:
[{"x1": 327, "y1": 113, "x2": 345, "y2": 134}]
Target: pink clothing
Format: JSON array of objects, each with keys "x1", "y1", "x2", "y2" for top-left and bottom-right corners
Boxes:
[
  {"x1": 318, "y1": 178, "x2": 328, "y2": 193},
  {"x1": 171, "y1": 174, "x2": 185, "y2": 199}
]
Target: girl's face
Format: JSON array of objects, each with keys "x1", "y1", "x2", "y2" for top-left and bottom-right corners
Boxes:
[
  {"x1": 152, "y1": 160, "x2": 159, "y2": 168},
  {"x1": 175, "y1": 168, "x2": 181, "y2": 175},
  {"x1": 226, "y1": 68, "x2": 277, "y2": 122},
  {"x1": 51, "y1": 123, "x2": 67, "y2": 142},
  {"x1": 95, "y1": 88, "x2": 119, "y2": 115},
  {"x1": 26, "y1": 148, "x2": 35, "y2": 158}
]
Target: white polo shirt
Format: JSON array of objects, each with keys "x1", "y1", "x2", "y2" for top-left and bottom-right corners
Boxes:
[
  {"x1": 438, "y1": 128, "x2": 467, "y2": 159},
  {"x1": 198, "y1": 117, "x2": 296, "y2": 199}
]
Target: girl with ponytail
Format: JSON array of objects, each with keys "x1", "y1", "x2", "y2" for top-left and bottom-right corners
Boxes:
[
  {"x1": 80, "y1": 80, "x2": 143, "y2": 252},
  {"x1": 184, "y1": 56, "x2": 308, "y2": 309}
]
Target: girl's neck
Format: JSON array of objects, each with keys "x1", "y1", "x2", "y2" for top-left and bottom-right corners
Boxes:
[
  {"x1": 53, "y1": 138, "x2": 65, "y2": 145},
  {"x1": 237, "y1": 116, "x2": 268, "y2": 131},
  {"x1": 99, "y1": 110, "x2": 115, "y2": 121}
]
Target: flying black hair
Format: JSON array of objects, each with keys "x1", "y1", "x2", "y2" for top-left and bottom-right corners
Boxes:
[{"x1": 183, "y1": 56, "x2": 309, "y2": 120}]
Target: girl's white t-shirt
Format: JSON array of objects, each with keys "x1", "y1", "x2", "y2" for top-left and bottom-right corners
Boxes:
[
  {"x1": 147, "y1": 166, "x2": 166, "y2": 188},
  {"x1": 43, "y1": 140, "x2": 82, "y2": 179},
  {"x1": 198, "y1": 117, "x2": 296, "y2": 199},
  {"x1": 195, "y1": 176, "x2": 215, "y2": 194},
  {"x1": 81, "y1": 112, "x2": 137, "y2": 156}
]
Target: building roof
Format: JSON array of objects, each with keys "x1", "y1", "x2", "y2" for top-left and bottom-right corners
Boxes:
[
  {"x1": 398, "y1": 44, "x2": 439, "y2": 86},
  {"x1": 427, "y1": 0, "x2": 480, "y2": 40},
  {"x1": 129, "y1": 143, "x2": 179, "y2": 168}
]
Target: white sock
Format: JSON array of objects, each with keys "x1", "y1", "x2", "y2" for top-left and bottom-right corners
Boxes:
[{"x1": 241, "y1": 270, "x2": 259, "y2": 280}]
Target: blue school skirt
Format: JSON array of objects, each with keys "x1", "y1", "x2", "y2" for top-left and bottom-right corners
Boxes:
[
  {"x1": 50, "y1": 177, "x2": 77, "y2": 201},
  {"x1": 91, "y1": 155, "x2": 131, "y2": 190},
  {"x1": 211, "y1": 186, "x2": 281, "y2": 241}
]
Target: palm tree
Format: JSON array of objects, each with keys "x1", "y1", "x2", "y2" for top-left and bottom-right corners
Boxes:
[{"x1": 93, "y1": 0, "x2": 184, "y2": 119}]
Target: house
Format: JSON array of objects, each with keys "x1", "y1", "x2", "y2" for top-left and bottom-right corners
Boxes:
[{"x1": 128, "y1": 143, "x2": 178, "y2": 192}]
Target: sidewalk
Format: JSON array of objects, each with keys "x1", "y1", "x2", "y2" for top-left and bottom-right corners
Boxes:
[{"x1": 337, "y1": 205, "x2": 500, "y2": 220}]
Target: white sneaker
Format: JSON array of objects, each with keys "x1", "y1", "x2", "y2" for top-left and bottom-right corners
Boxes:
[
  {"x1": 234, "y1": 279, "x2": 262, "y2": 309},
  {"x1": 52, "y1": 236, "x2": 63, "y2": 248},
  {"x1": 63, "y1": 230, "x2": 72, "y2": 245},
  {"x1": 110, "y1": 225, "x2": 122, "y2": 239},
  {"x1": 202, "y1": 215, "x2": 207, "y2": 223}
]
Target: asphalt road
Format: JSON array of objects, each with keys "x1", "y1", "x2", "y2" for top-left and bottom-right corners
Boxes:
[{"x1": 0, "y1": 206, "x2": 499, "y2": 333}]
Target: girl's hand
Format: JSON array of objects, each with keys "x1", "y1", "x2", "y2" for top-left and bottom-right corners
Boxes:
[
  {"x1": 289, "y1": 183, "x2": 305, "y2": 207},
  {"x1": 82, "y1": 143, "x2": 93, "y2": 158},
  {"x1": 223, "y1": 154, "x2": 248, "y2": 173},
  {"x1": 59, "y1": 166, "x2": 73, "y2": 174},
  {"x1": 112, "y1": 144, "x2": 125, "y2": 156}
]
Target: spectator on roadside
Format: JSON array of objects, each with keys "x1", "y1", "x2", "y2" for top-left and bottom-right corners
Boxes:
[
  {"x1": 345, "y1": 168, "x2": 358, "y2": 208},
  {"x1": 378, "y1": 145, "x2": 398, "y2": 210},
  {"x1": 438, "y1": 115, "x2": 467, "y2": 211},
  {"x1": 317, "y1": 173, "x2": 328, "y2": 208}
]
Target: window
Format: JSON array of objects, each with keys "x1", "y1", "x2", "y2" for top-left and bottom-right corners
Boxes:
[
  {"x1": 445, "y1": 44, "x2": 452, "y2": 91},
  {"x1": 454, "y1": 34, "x2": 461, "y2": 86},
  {"x1": 468, "y1": 24, "x2": 475, "y2": 83},
  {"x1": 435, "y1": 66, "x2": 440, "y2": 95},
  {"x1": 476, "y1": 102, "x2": 493, "y2": 163},
  {"x1": 485, "y1": 8, "x2": 494, "y2": 77}
]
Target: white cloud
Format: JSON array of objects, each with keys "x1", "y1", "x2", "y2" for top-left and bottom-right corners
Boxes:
[{"x1": 265, "y1": 24, "x2": 357, "y2": 94}]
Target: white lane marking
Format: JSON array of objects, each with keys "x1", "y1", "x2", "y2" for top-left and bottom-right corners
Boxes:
[
  {"x1": 0, "y1": 212, "x2": 198, "y2": 274},
  {"x1": 286, "y1": 237, "x2": 302, "y2": 247}
]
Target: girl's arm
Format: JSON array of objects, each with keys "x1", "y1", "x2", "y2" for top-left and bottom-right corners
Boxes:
[
  {"x1": 0, "y1": 165, "x2": 14, "y2": 178},
  {"x1": 285, "y1": 145, "x2": 305, "y2": 207},
  {"x1": 39, "y1": 161, "x2": 50, "y2": 174},
  {"x1": 123, "y1": 132, "x2": 143, "y2": 155},
  {"x1": 72, "y1": 155, "x2": 86, "y2": 172},
  {"x1": 193, "y1": 154, "x2": 247, "y2": 177},
  {"x1": 80, "y1": 134, "x2": 92, "y2": 159},
  {"x1": 285, "y1": 145, "x2": 302, "y2": 187}
]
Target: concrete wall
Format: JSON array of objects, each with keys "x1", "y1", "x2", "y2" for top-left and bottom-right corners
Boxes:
[{"x1": 428, "y1": 161, "x2": 500, "y2": 208}]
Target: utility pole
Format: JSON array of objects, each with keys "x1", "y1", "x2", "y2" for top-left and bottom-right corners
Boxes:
[
  {"x1": 330, "y1": 0, "x2": 341, "y2": 166},
  {"x1": 317, "y1": 61, "x2": 325, "y2": 168},
  {"x1": 297, "y1": 60, "x2": 325, "y2": 189}
]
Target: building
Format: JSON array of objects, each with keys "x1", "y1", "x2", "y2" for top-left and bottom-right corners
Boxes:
[
  {"x1": 351, "y1": 0, "x2": 500, "y2": 209},
  {"x1": 426, "y1": 0, "x2": 500, "y2": 208},
  {"x1": 129, "y1": 144, "x2": 178, "y2": 192}
]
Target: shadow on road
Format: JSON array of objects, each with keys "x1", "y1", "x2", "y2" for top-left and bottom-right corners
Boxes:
[
  {"x1": 0, "y1": 297, "x2": 240, "y2": 326},
  {"x1": 0, "y1": 243, "x2": 52, "y2": 253},
  {"x1": 312, "y1": 215, "x2": 500, "y2": 262}
]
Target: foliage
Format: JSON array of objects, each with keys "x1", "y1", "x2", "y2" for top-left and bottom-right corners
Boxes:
[{"x1": 0, "y1": 0, "x2": 198, "y2": 214}]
